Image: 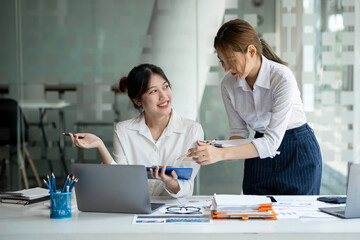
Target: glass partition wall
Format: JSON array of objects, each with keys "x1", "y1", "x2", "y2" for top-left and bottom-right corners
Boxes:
[{"x1": 0, "y1": 0, "x2": 359, "y2": 194}]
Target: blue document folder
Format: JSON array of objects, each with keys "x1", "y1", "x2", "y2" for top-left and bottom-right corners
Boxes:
[{"x1": 146, "y1": 167, "x2": 193, "y2": 180}]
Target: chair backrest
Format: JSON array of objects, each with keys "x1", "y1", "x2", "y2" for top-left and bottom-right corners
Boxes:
[{"x1": 0, "y1": 98, "x2": 27, "y2": 146}]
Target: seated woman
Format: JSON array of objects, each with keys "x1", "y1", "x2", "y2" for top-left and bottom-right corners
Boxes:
[{"x1": 69, "y1": 64, "x2": 203, "y2": 198}]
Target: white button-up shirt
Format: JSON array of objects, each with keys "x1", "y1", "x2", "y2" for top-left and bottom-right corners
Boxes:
[
  {"x1": 112, "y1": 110, "x2": 203, "y2": 198},
  {"x1": 221, "y1": 55, "x2": 306, "y2": 159}
]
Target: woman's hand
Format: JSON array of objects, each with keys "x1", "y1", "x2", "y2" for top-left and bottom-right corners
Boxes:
[
  {"x1": 187, "y1": 140, "x2": 224, "y2": 165},
  {"x1": 149, "y1": 166, "x2": 180, "y2": 194},
  {"x1": 68, "y1": 133, "x2": 103, "y2": 149}
]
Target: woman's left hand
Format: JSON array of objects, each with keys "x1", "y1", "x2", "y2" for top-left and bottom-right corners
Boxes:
[
  {"x1": 149, "y1": 166, "x2": 177, "y2": 182},
  {"x1": 187, "y1": 140, "x2": 224, "y2": 165},
  {"x1": 149, "y1": 166, "x2": 180, "y2": 193}
]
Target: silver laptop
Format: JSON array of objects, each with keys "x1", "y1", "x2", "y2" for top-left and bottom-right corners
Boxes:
[
  {"x1": 71, "y1": 163, "x2": 164, "y2": 214},
  {"x1": 319, "y1": 163, "x2": 360, "y2": 218}
]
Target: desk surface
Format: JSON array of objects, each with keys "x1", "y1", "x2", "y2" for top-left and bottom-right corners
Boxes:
[
  {"x1": 19, "y1": 100, "x2": 70, "y2": 110},
  {"x1": 0, "y1": 196, "x2": 359, "y2": 240}
]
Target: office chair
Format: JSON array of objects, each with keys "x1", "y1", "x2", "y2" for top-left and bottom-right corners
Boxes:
[{"x1": 0, "y1": 98, "x2": 41, "y2": 189}]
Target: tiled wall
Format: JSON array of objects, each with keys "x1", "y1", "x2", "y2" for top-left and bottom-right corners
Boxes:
[
  {"x1": 1, "y1": 0, "x2": 359, "y2": 194},
  {"x1": 1, "y1": 0, "x2": 155, "y2": 177}
]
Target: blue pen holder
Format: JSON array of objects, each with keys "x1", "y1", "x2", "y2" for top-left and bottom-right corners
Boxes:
[{"x1": 50, "y1": 191, "x2": 72, "y2": 219}]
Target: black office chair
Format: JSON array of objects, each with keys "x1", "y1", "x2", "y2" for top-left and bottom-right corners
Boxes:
[{"x1": 0, "y1": 98, "x2": 41, "y2": 189}]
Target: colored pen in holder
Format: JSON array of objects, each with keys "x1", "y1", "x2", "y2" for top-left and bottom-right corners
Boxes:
[
  {"x1": 50, "y1": 191, "x2": 72, "y2": 219},
  {"x1": 43, "y1": 173, "x2": 78, "y2": 219}
]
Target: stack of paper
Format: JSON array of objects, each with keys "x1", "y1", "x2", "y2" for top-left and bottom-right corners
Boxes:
[
  {"x1": 212, "y1": 194, "x2": 277, "y2": 220},
  {"x1": 0, "y1": 187, "x2": 50, "y2": 205}
]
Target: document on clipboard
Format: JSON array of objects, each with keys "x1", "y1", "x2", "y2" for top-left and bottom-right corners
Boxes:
[
  {"x1": 204, "y1": 139, "x2": 253, "y2": 148},
  {"x1": 211, "y1": 194, "x2": 277, "y2": 220}
]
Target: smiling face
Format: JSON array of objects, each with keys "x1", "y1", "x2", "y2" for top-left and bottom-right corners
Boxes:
[{"x1": 134, "y1": 73, "x2": 172, "y2": 118}]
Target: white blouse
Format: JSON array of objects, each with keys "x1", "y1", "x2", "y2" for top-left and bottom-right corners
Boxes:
[
  {"x1": 221, "y1": 55, "x2": 306, "y2": 159},
  {"x1": 112, "y1": 110, "x2": 204, "y2": 198}
]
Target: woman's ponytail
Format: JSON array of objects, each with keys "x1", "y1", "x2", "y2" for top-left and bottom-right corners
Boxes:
[
  {"x1": 119, "y1": 76, "x2": 128, "y2": 93},
  {"x1": 214, "y1": 19, "x2": 287, "y2": 66},
  {"x1": 260, "y1": 38, "x2": 287, "y2": 66}
]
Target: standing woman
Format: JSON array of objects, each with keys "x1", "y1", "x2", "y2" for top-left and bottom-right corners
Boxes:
[
  {"x1": 69, "y1": 64, "x2": 203, "y2": 198},
  {"x1": 188, "y1": 19, "x2": 322, "y2": 195}
]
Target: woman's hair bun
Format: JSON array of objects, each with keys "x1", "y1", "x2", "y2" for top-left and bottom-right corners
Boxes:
[{"x1": 119, "y1": 76, "x2": 128, "y2": 93}]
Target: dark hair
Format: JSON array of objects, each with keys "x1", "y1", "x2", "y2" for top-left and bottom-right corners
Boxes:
[
  {"x1": 214, "y1": 19, "x2": 287, "y2": 66},
  {"x1": 119, "y1": 64, "x2": 171, "y2": 110}
]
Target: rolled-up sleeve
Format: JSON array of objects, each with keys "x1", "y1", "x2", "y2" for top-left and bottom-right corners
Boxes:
[{"x1": 252, "y1": 72, "x2": 297, "y2": 158}]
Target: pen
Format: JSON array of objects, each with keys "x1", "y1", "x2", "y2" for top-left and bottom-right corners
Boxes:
[
  {"x1": 176, "y1": 140, "x2": 215, "y2": 160},
  {"x1": 51, "y1": 173, "x2": 56, "y2": 192},
  {"x1": 69, "y1": 178, "x2": 78, "y2": 192},
  {"x1": 62, "y1": 133, "x2": 84, "y2": 139},
  {"x1": 61, "y1": 176, "x2": 70, "y2": 193},
  {"x1": 47, "y1": 174, "x2": 51, "y2": 187},
  {"x1": 176, "y1": 152, "x2": 190, "y2": 160},
  {"x1": 43, "y1": 179, "x2": 54, "y2": 193},
  {"x1": 68, "y1": 175, "x2": 75, "y2": 187}
]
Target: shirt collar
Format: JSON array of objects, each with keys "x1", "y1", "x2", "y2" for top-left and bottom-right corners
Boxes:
[
  {"x1": 125, "y1": 109, "x2": 185, "y2": 138},
  {"x1": 233, "y1": 55, "x2": 271, "y2": 91},
  {"x1": 163, "y1": 110, "x2": 185, "y2": 136},
  {"x1": 254, "y1": 55, "x2": 271, "y2": 89}
]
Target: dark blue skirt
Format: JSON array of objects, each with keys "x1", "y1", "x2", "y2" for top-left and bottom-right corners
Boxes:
[{"x1": 243, "y1": 123, "x2": 322, "y2": 195}]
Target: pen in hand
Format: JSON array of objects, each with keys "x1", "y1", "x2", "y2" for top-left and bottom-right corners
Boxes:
[
  {"x1": 176, "y1": 140, "x2": 215, "y2": 160},
  {"x1": 63, "y1": 133, "x2": 84, "y2": 139}
]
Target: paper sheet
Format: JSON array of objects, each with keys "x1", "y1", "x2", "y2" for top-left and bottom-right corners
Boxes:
[
  {"x1": 273, "y1": 196, "x2": 339, "y2": 219},
  {"x1": 133, "y1": 215, "x2": 212, "y2": 224},
  {"x1": 7, "y1": 187, "x2": 50, "y2": 200}
]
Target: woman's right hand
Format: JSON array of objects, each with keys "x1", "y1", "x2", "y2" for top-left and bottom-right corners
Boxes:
[{"x1": 68, "y1": 133, "x2": 103, "y2": 149}]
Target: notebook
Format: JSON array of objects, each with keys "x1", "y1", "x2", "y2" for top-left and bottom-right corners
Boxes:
[
  {"x1": 71, "y1": 164, "x2": 164, "y2": 214},
  {"x1": 319, "y1": 163, "x2": 360, "y2": 218},
  {"x1": 0, "y1": 187, "x2": 50, "y2": 205}
]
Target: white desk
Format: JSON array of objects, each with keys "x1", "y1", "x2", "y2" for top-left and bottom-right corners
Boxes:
[
  {"x1": 0, "y1": 196, "x2": 359, "y2": 240},
  {"x1": 18, "y1": 101, "x2": 70, "y2": 110}
]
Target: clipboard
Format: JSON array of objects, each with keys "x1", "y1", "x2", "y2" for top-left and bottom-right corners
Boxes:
[
  {"x1": 146, "y1": 167, "x2": 193, "y2": 180},
  {"x1": 212, "y1": 204, "x2": 277, "y2": 220},
  {"x1": 212, "y1": 196, "x2": 277, "y2": 221}
]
